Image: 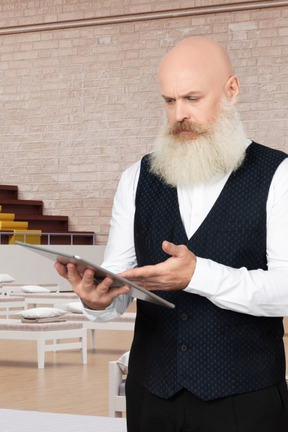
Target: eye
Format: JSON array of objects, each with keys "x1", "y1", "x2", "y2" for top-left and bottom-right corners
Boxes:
[
  {"x1": 186, "y1": 96, "x2": 200, "y2": 102},
  {"x1": 164, "y1": 98, "x2": 175, "y2": 105}
]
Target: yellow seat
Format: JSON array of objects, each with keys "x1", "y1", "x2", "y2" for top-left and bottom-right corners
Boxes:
[
  {"x1": 0, "y1": 221, "x2": 29, "y2": 230},
  {"x1": 9, "y1": 229, "x2": 42, "y2": 245},
  {"x1": 0, "y1": 213, "x2": 15, "y2": 221}
]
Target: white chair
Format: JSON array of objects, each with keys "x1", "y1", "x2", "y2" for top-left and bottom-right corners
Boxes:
[
  {"x1": 10, "y1": 291, "x2": 78, "y2": 309},
  {"x1": 0, "y1": 297, "x2": 26, "y2": 318},
  {"x1": 0, "y1": 283, "x2": 59, "y2": 295},
  {"x1": 58, "y1": 310, "x2": 135, "y2": 350},
  {"x1": 109, "y1": 351, "x2": 129, "y2": 417},
  {"x1": 0, "y1": 319, "x2": 87, "y2": 368}
]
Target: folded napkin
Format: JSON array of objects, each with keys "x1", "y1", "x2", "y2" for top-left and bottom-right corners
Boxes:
[{"x1": 21, "y1": 316, "x2": 67, "y2": 323}]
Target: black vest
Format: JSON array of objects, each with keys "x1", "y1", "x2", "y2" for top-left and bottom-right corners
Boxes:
[{"x1": 129, "y1": 142, "x2": 287, "y2": 401}]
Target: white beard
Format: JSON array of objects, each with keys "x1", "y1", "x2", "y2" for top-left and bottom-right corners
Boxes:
[{"x1": 149, "y1": 103, "x2": 247, "y2": 187}]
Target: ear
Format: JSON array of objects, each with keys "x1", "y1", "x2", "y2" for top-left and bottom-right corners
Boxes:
[{"x1": 224, "y1": 75, "x2": 239, "y2": 105}]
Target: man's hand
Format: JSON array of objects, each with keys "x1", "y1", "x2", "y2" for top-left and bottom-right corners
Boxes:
[
  {"x1": 54, "y1": 262, "x2": 130, "y2": 310},
  {"x1": 120, "y1": 241, "x2": 196, "y2": 291}
]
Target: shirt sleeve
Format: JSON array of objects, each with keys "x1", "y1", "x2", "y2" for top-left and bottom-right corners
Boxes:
[
  {"x1": 82, "y1": 161, "x2": 140, "y2": 321},
  {"x1": 185, "y1": 158, "x2": 288, "y2": 317}
]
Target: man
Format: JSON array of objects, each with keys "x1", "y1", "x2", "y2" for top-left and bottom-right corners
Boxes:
[{"x1": 55, "y1": 37, "x2": 288, "y2": 431}]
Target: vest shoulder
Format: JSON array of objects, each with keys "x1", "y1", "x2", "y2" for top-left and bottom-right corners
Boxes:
[
  {"x1": 140, "y1": 154, "x2": 159, "y2": 178},
  {"x1": 141, "y1": 154, "x2": 152, "y2": 166},
  {"x1": 250, "y1": 142, "x2": 288, "y2": 160}
]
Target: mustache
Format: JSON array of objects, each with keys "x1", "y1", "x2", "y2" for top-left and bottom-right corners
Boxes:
[{"x1": 167, "y1": 121, "x2": 210, "y2": 136}]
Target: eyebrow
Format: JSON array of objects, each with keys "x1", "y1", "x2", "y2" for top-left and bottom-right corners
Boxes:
[{"x1": 161, "y1": 91, "x2": 202, "y2": 99}]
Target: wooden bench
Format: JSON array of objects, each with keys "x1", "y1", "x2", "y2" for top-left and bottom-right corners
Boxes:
[
  {"x1": 0, "y1": 283, "x2": 59, "y2": 295},
  {"x1": 9, "y1": 292, "x2": 78, "y2": 308},
  {"x1": 63, "y1": 312, "x2": 136, "y2": 349},
  {"x1": 0, "y1": 319, "x2": 87, "y2": 368},
  {"x1": 0, "y1": 297, "x2": 26, "y2": 318}
]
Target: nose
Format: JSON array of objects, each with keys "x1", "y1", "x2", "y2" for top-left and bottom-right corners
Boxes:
[{"x1": 174, "y1": 100, "x2": 190, "y2": 123}]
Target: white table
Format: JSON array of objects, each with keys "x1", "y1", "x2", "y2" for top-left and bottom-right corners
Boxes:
[{"x1": 0, "y1": 409, "x2": 127, "y2": 432}]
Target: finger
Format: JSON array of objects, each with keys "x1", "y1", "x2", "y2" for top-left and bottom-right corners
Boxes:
[
  {"x1": 92, "y1": 275, "x2": 114, "y2": 293},
  {"x1": 66, "y1": 263, "x2": 83, "y2": 284},
  {"x1": 162, "y1": 240, "x2": 174, "y2": 255},
  {"x1": 108, "y1": 284, "x2": 131, "y2": 299},
  {"x1": 54, "y1": 262, "x2": 68, "y2": 279},
  {"x1": 83, "y1": 274, "x2": 129, "y2": 298},
  {"x1": 80, "y1": 278, "x2": 130, "y2": 310},
  {"x1": 163, "y1": 242, "x2": 190, "y2": 262},
  {"x1": 162, "y1": 240, "x2": 184, "y2": 257},
  {"x1": 120, "y1": 265, "x2": 156, "y2": 281},
  {"x1": 81, "y1": 268, "x2": 97, "y2": 285}
]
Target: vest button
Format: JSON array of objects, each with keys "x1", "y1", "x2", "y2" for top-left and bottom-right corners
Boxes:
[
  {"x1": 181, "y1": 313, "x2": 188, "y2": 321},
  {"x1": 181, "y1": 344, "x2": 188, "y2": 352}
]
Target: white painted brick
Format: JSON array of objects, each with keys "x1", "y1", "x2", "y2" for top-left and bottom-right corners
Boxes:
[{"x1": 0, "y1": 1, "x2": 287, "y2": 240}]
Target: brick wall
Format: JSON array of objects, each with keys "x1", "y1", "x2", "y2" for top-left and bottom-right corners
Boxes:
[{"x1": 0, "y1": 1, "x2": 287, "y2": 242}]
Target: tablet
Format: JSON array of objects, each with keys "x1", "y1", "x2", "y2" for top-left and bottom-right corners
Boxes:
[{"x1": 15, "y1": 241, "x2": 175, "y2": 309}]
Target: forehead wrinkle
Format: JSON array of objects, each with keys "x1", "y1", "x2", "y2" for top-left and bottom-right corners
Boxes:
[{"x1": 161, "y1": 89, "x2": 203, "y2": 100}]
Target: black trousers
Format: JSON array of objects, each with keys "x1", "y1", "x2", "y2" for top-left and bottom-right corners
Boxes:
[{"x1": 126, "y1": 374, "x2": 288, "y2": 432}]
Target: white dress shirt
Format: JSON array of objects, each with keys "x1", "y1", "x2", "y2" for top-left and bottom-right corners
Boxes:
[{"x1": 84, "y1": 142, "x2": 288, "y2": 321}]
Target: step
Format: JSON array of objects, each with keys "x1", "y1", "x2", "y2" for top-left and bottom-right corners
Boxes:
[
  {"x1": 0, "y1": 231, "x2": 95, "y2": 245},
  {"x1": 0, "y1": 230, "x2": 13, "y2": 244},
  {"x1": 0, "y1": 221, "x2": 29, "y2": 230},
  {"x1": 0, "y1": 212, "x2": 15, "y2": 221},
  {"x1": 40, "y1": 231, "x2": 95, "y2": 245},
  {"x1": 14, "y1": 214, "x2": 69, "y2": 231},
  {"x1": 0, "y1": 185, "x2": 18, "y2": 200},
  {"x1": 9, "y1": 230, "x2": 42, "y2": 245},
  {"x1": 0, "y1": 199, "x2": 43, "y2": 216}
]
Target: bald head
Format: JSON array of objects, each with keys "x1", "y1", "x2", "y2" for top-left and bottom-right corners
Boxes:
[
  {"x1": 159, "y1": 37, "x2": 234, "y2": 85},
  {"x1": 159, "y1": 37, "x2": 239, "y2": 126}
]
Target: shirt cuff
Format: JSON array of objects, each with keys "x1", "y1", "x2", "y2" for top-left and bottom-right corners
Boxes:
[
  {"x1": 184, "y1": 256, "x2": 218, "y2": 297},
  {"x1": 82, "y1": 302, "x2": 121, "y2": 322}
]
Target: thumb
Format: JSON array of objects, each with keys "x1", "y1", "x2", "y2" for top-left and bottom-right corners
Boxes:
[{"x1": 162, "y1": 240, "x2": 181, "y2": 257}]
